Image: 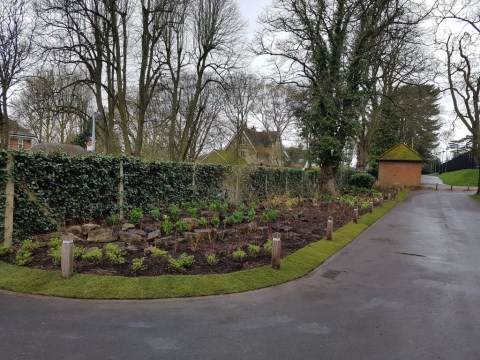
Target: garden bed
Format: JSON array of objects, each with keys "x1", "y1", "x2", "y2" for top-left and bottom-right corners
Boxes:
[{"x1": 0, "y1": 191, "x2": 394, "y2": 277}]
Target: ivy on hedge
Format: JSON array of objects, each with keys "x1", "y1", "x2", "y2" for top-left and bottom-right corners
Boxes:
[{"x1": 0, "y1": 150, "x2": 319, "y2": 241}]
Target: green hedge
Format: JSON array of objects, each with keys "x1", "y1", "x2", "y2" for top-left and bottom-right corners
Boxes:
[{"x1": 0, "y1": 150, "x2": 319, "y2": 241}]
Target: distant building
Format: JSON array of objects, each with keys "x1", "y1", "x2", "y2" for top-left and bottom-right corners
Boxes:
[
  {"x1": 378, "y1": 143, "x2": 423, "y2": 186},
  {"x1": 29, "y1": 143, "x2": 88, "y2": 156},
  {"x1": 201, "y1": 126, "x2": 284, "y2": 166},
  {"x1": 8, "y1": 120, "x2": 36, "y2": 150}
]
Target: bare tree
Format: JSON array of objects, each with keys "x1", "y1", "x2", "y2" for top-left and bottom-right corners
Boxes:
[{"x1": 0, "y1": 0, "x2": 34, "y2": 148}]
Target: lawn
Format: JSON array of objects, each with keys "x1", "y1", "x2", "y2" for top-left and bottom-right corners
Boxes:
[
  {"x1": 438, "y1": 169, "x2": 479, "y2": 186},
  {"x1": 0, "y1": 189, "x2": 410, "y2": 300}
]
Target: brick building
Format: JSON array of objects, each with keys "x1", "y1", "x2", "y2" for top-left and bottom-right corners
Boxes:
[
  {"x1": 8, "y1": 120, "x2": 36, "y2": 150},
  {"x1": 378, "y1": 143, "x2": 423, "y2": 186}
]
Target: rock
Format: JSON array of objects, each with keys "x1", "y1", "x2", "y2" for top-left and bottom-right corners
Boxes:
[
  {"x1": 121, "y1": 223, "x2": 135, "y2": 231},
  {"x1": 126, "y1": 245, "x2": 140, "y2": 252},
  {"x1": 144, "y1": 246, "x2": 155, "y2": 255},
  {"x1": 82, "y1": 223, "x2": 101, "y2": 235},
  {"x1": 87, "y1": 227, "x2": 114, "y2": 243},
  {"x1": 280, "y1": 226, "x2": 294, "y2": 232},
  {"x1": 154, "y1": 236, "x2": 175, "y2": 246},
  {"x1": 144, "y1": 225, "x2": 155, "y2": 233},
  {"x1": 61, "y1": 232, "x2": 83, "y2": 243},
  {"x1": 119, "y1": 230, "x2": 145, "y2": 244},
  {"x1": 86, "y1": 246, "x2": 100, "y2": 252},
  {"x1": 182, "y1": 217, "x2": 199, "y2": 231},
  {"x1": 66, "y1": 225, "x2": 83, "y2": 236},
  {"x1": 147, "y1": 230, "x2": 160, "y2": 241}
]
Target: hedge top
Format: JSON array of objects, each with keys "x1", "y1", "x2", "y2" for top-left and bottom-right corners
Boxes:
[{"x1": 378, "y1": 143, "x2": 423, "y2": 162}]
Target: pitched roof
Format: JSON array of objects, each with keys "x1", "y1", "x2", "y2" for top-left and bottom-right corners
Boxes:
[
  {"x1": 29, "y1": 143, "x2": 88, "y2": 155},
  {"x1": 8, "y1": 120, "x2": 35, "y2": 138},
  {"x1": 378, "y1": 143, "x2": 423, "y2": 162},
  {"x1": 243, "y1": 127, "x2": 280, "y2": 148},
  {"x1": 199, "y1": 150, "x2": 247, "y2": 165}
]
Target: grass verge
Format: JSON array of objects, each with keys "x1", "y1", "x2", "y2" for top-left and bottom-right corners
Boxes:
[
  {"x1": 437, "y1": 169, "x2": 479, "y2": 186},
  {"x1": 0, "y1": 189, "x2": 410, "y2": 299}
]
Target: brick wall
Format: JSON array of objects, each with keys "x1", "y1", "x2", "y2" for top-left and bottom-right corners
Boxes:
[{"x1": 378, "y1": 161, "x2": 422, "y2": 186}]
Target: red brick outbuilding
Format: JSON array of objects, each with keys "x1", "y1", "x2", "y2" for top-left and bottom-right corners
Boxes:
[{"x1": 378, "y1": 144, "x2": 423, "y2": 187}]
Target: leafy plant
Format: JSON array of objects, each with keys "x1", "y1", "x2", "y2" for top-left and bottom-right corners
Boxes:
[
  {"x1": 199, "y1": 216, "x2": 208, "y2": 227},
  {"x1": 168, "y1": 204, "x2": 180, "y2": 220},
  {"x1": 106, "y1": 214, "x2": 120, "y2": 226},
  {"x1": 211, "y1": 214, "x2": 220, "y2": 228},
  {"x1": 15, "y1": 240, "x2": 39, "y2": 266},
  {"x1": 151, "y1": 247, "x2": 168, "y2": 259},
  {"x1": 261, "y1": 209, "x2": 278, "y2": 222},
  {"x1": 263, "y1": 239, "x2": 272, "y2": 253},
  {"x1": 167, "y1": 253, "x2": 195, "y2": 272},
  {"x1": 74, "y1": 247, "x2": 86, "y2": 260},
  {"x1": 131, "y1": 257, "x2": 146, "y2": 272},
  {"x1": 223, "y1": 216, "x2": 234, "y2": 227},
  {"x1": 349, "y1": 171, "x2": 376, "y2": 189},
  {"x1": 220, "y1": 201, "x2": 230, "y2": 212},
  {"x1": 150, "y1": 207, "x2": 161, "y2": 221},
  {"x1": 231, "y1": 210, "x2": 244, "y2": 224},
  {"x1": 206, "y1": 253, "x2": 218, "y2": 266},
  {"x1": 162, "y1": 215, "x2": 173, "y2": 235},
  {"x1": 48, "y1": 237, "x2": 62, "y2": 249},
  {"x1": 247, "y1": 244, "x2": 261, "y2": 256},
  {"x1": 128, "y1": 207, "x2": 144, "y2": 226},
  {"x1": 246, "y1": 208, "x2": 256, "y2": 222},
  {"x1": 104, "y1": 243, "x2": 126, "y2": 265},
  {"x1": 186, "y1": 206, "x2": 197, "y2": 218},
  {"x1": 82, "y1": 248, "x2": 102, "y2": 262},
  {"x1": 0, "y1": 246, "x2": 12, "y2": 257},
  {"x1": 176, "y1": 219, "x2": 189, "y2": 233},
  {"x1": 49, "y1": 248, "x2": 61, "y2": 266},
  {"x1": 208, "y1": 200, "x2": 221, "y2": 211},
  {"x1": 232, "y1": 248, "x2": 246, "y2": 262}
]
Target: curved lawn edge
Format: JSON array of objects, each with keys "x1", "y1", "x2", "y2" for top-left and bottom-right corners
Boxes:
[{"x1": 0, "y1": 189, "x2": 410, "y2": 299}]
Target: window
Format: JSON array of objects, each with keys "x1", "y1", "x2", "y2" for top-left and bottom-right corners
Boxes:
[{"x1": 18, "y1": 138, "x2": 24, "y2": 149}]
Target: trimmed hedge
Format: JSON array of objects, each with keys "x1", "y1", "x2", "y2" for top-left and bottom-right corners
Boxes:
[{"x1": 0, "y1": 150, "x2": 320, "y2": 241}]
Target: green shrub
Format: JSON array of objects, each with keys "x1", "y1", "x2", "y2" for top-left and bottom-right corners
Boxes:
[
  {"x1": 247, "y1": 244, "x2": 261, "y2": 256},
  {"x1": 19, "y1": 239, "x2": 38, "y2": 253},
  {"x1": 104, "y1": 243, "x2": 126, "y2": 265},
  {"x1": 131, "y1": 257, "x2": 146, "y2": 272},
  {"x1": 176, "y1": 219, "x2": 188, "y2": 233},
  {"x1": 263, "y1": 239, "x2": 272, "y2": 253},
  {"x1": 220, "y1": 201, "x2": 230, "y2": 212},
  {"x1": 48, "y1": 237, "x2": 62, "y2": 249},
  {"x1": 208, "y1": 200, "x2": 220, "y2": 211},
  {"x1": 150, "y1": 207, "x2": 161, "y2": 221},
  {"x1": 186, "y1": 207, "x2": 197, "y2": 218},
  {"x1": 167, "y1": 253, "x2": 195, "y2": 272},
  {"x1": 349, "y1": 171, "x2": 376, "y2": 189},
  {"x1": 261, "y1": 209, "x2": 278, "y2": 222},
  {"x1": 223, "y1": 216, "x2": 233, "y2": 227},
  {"x1": 0, "y1": 246, "x2": 12, "y2": 257},
  {"x1": 150, "y1": 247, "x2": 168, "y2": 259},
  {"x1": 106, "y1": 214, "x2": 120, "y2": 226},
  {"x1": 232, "y1": 248, "x2": 246, "y2": 262},
  {"x1": 82, "y1": 248, "x2": 102, "y2": 262},
  {"x1": 211, "y1": 214, "x2": 220, "y2": 228},
  {"x1": 49, "y1": 247, "x2": 61, "y2": 266},
  {"x1": 199, "y1": 217, "x2": 208, "y2": 227},
  {"x1": 231, "y1": 210, "x2": 244, "y2": 223},
  {"x1": 73, "y1": 247, "x2": 86, "y2": 260},
  {"x1": 128, "y1": 207, "x2": 144, "y2": 226},
  {"x1": 161, "y1": 215, "x2": 173, "y2": 235},
  {"x1": 206, "y1": 253, "x2": 219, "y2": 266},
  {"x1": 168, "y1": 204, "x2": 180, "y2": 220},
  {"x1": 246, "y1": 208, "x2": 256, "y2": 222},
  {"x1": 15, "y1": 240, "x2": 39, "y2": 266}
]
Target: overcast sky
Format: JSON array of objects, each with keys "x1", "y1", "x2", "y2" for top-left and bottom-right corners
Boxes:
[{"x1": 238, "y1": 0, "x2": 271, "y2": 39}]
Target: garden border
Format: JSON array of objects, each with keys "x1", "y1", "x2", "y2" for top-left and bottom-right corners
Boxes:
[{"x1": 0, "y1": 189, "x2": 410, "y2": 299}]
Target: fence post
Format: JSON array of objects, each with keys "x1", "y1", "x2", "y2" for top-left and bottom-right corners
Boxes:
[
  {"x1": 235, "y1": 167, "x2": 240, "y2": 202},
  {"x1": 435, "y1": 183, "x2": 438, "y2": 190},
  {"x1": 285, "y1": 171, "x2": 288, "y2": 194},
  {"x1": 353, "y1": 207, "x2": 358, "y2": 223},
  {"x1": 301, "y1": 171, "x2": 304, "y2": 198},
  {"x1": 3, "y1": 152, "x2": 14, "y2": 247},
  {"x1": 271, "y1": 233, "x2": 281, "y2": 270},
  {"x1": 326, "y1": 216, "x2": 333, "y2": 240},
  {"x1": 61, "y1": 240, "x2": 74, "y2": 279},
  {"x1": 369, "y1": 201, "x2": 373, "y2": 213},
  {"x1": 118, "y1": 160, "x2": 124, "y2": 220}
]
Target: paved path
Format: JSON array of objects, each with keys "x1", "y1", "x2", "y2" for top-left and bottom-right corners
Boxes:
[{"x1": 1, "y1": 190, "x2": 480, "y2": 360}]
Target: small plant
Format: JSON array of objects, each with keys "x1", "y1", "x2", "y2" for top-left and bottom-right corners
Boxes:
[
  {"x1": 49, "y1": 248, "x2": 61, "y2": 266},
  {"x1": 232, "y1": 248, "x2": 246, "y2": 262},
  {"x1": 106, "y1": 214, "x2": 120, "y2": 226},
  {"x1": 15, "y1": 240, "x2": 38, "y2": 266},
  {"x1": 263, "y1": 239, "x2": 272, "y2": 253},
  {"x1": 223, "y1": 216, "x2": 234, "y2": 227},
  {"x1": 247, "y1": 244, "x2": 261, "y2": 256},
  {"x1": 150, "y1": 207, "x2": 161, "y2": 221},
  {"x1": 208, "y1": 199, "x2": 221, "y2": 211},
  {"x1": 104, "y1": 243, "x2": 126, "y2": 265},
  {"x1": 261, "y1": 209, "x2": 278, "y2": 222},
  {"x1": 128, "y1": 207, "x2": 144, "y2": 226},
  {"x1": 211, "y1": 214, "x2": 220, "y2": 228},
  {"x1": 74, "y1": 247, "x2": 86, "y2": 260},
  {"x1": 199, "y1": 216, "x2": 208, "y2": 227},
  {"x1": 131, "y1": 257, "x2": 146, "y2": 272},
  {"x1": 176, "y1": 219, "x2": 189, "y2": 233},
  {"x1": 82, "y1": 248, "x2": 103, "y2": 262},
  {"x1": 151, "y1": 247, "x2": 168, "y2": 259},
  {"x1": 220, "y1": 201, "x2": 230, "y2": 212},
  {"x1": 0, "y1": 246, "x2": 12, "y2": 257},
  {"x1": 231, "y1": 210, "x2": 244, "y2": 224},
  {"x1": 167, "y1": 253, "x2": 195, "y2": 272},
  {"x1": 237, "y1": 203, "x2": 249, "y2": 213},
  {"x1": 168, "y1": 203, "x2": 180, "y2": 220},
  {"x1": 186, "y1": 206, "x2": 197, "y2": 218},
  {"x1": 246, "y1": 208, "x2": 256, "y2": 222},
  {"x1": 206, "y1": 253, "x2": 218, "y2": 266},
  {"x1": 48, "y1": 237, "x2": 62, "y2": 249},
  {"x1": 162, "y1": 215, "x2": 173, "y2": 235}
]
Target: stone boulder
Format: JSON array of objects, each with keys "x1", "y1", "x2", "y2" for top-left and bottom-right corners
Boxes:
[
  {"x1": 87, "y1": 227, "x2": 114, "y2": 243},
  {"x1": 121, "y1": 223, "x2": 135, "y2": 231},
  {"x1": 66, "y1": 225, "x2": 83, "y2": 237},
  {"x1": 119, "y1": 229, "x2": 146, "y2": 244},
  {"x1": 147, "y1": 230, "x2": 160, "y2": 241},
  {"x1": 61, "y1": 232, "x2": 83, "y2": 243},
  {"x1": 82, "y1": 223, "x2": 101, "y2": 235}
]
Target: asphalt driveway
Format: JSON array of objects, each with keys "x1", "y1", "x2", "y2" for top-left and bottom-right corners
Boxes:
[{"x1": 1, "y1": 189, "x2": 480, "y2": 360}]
